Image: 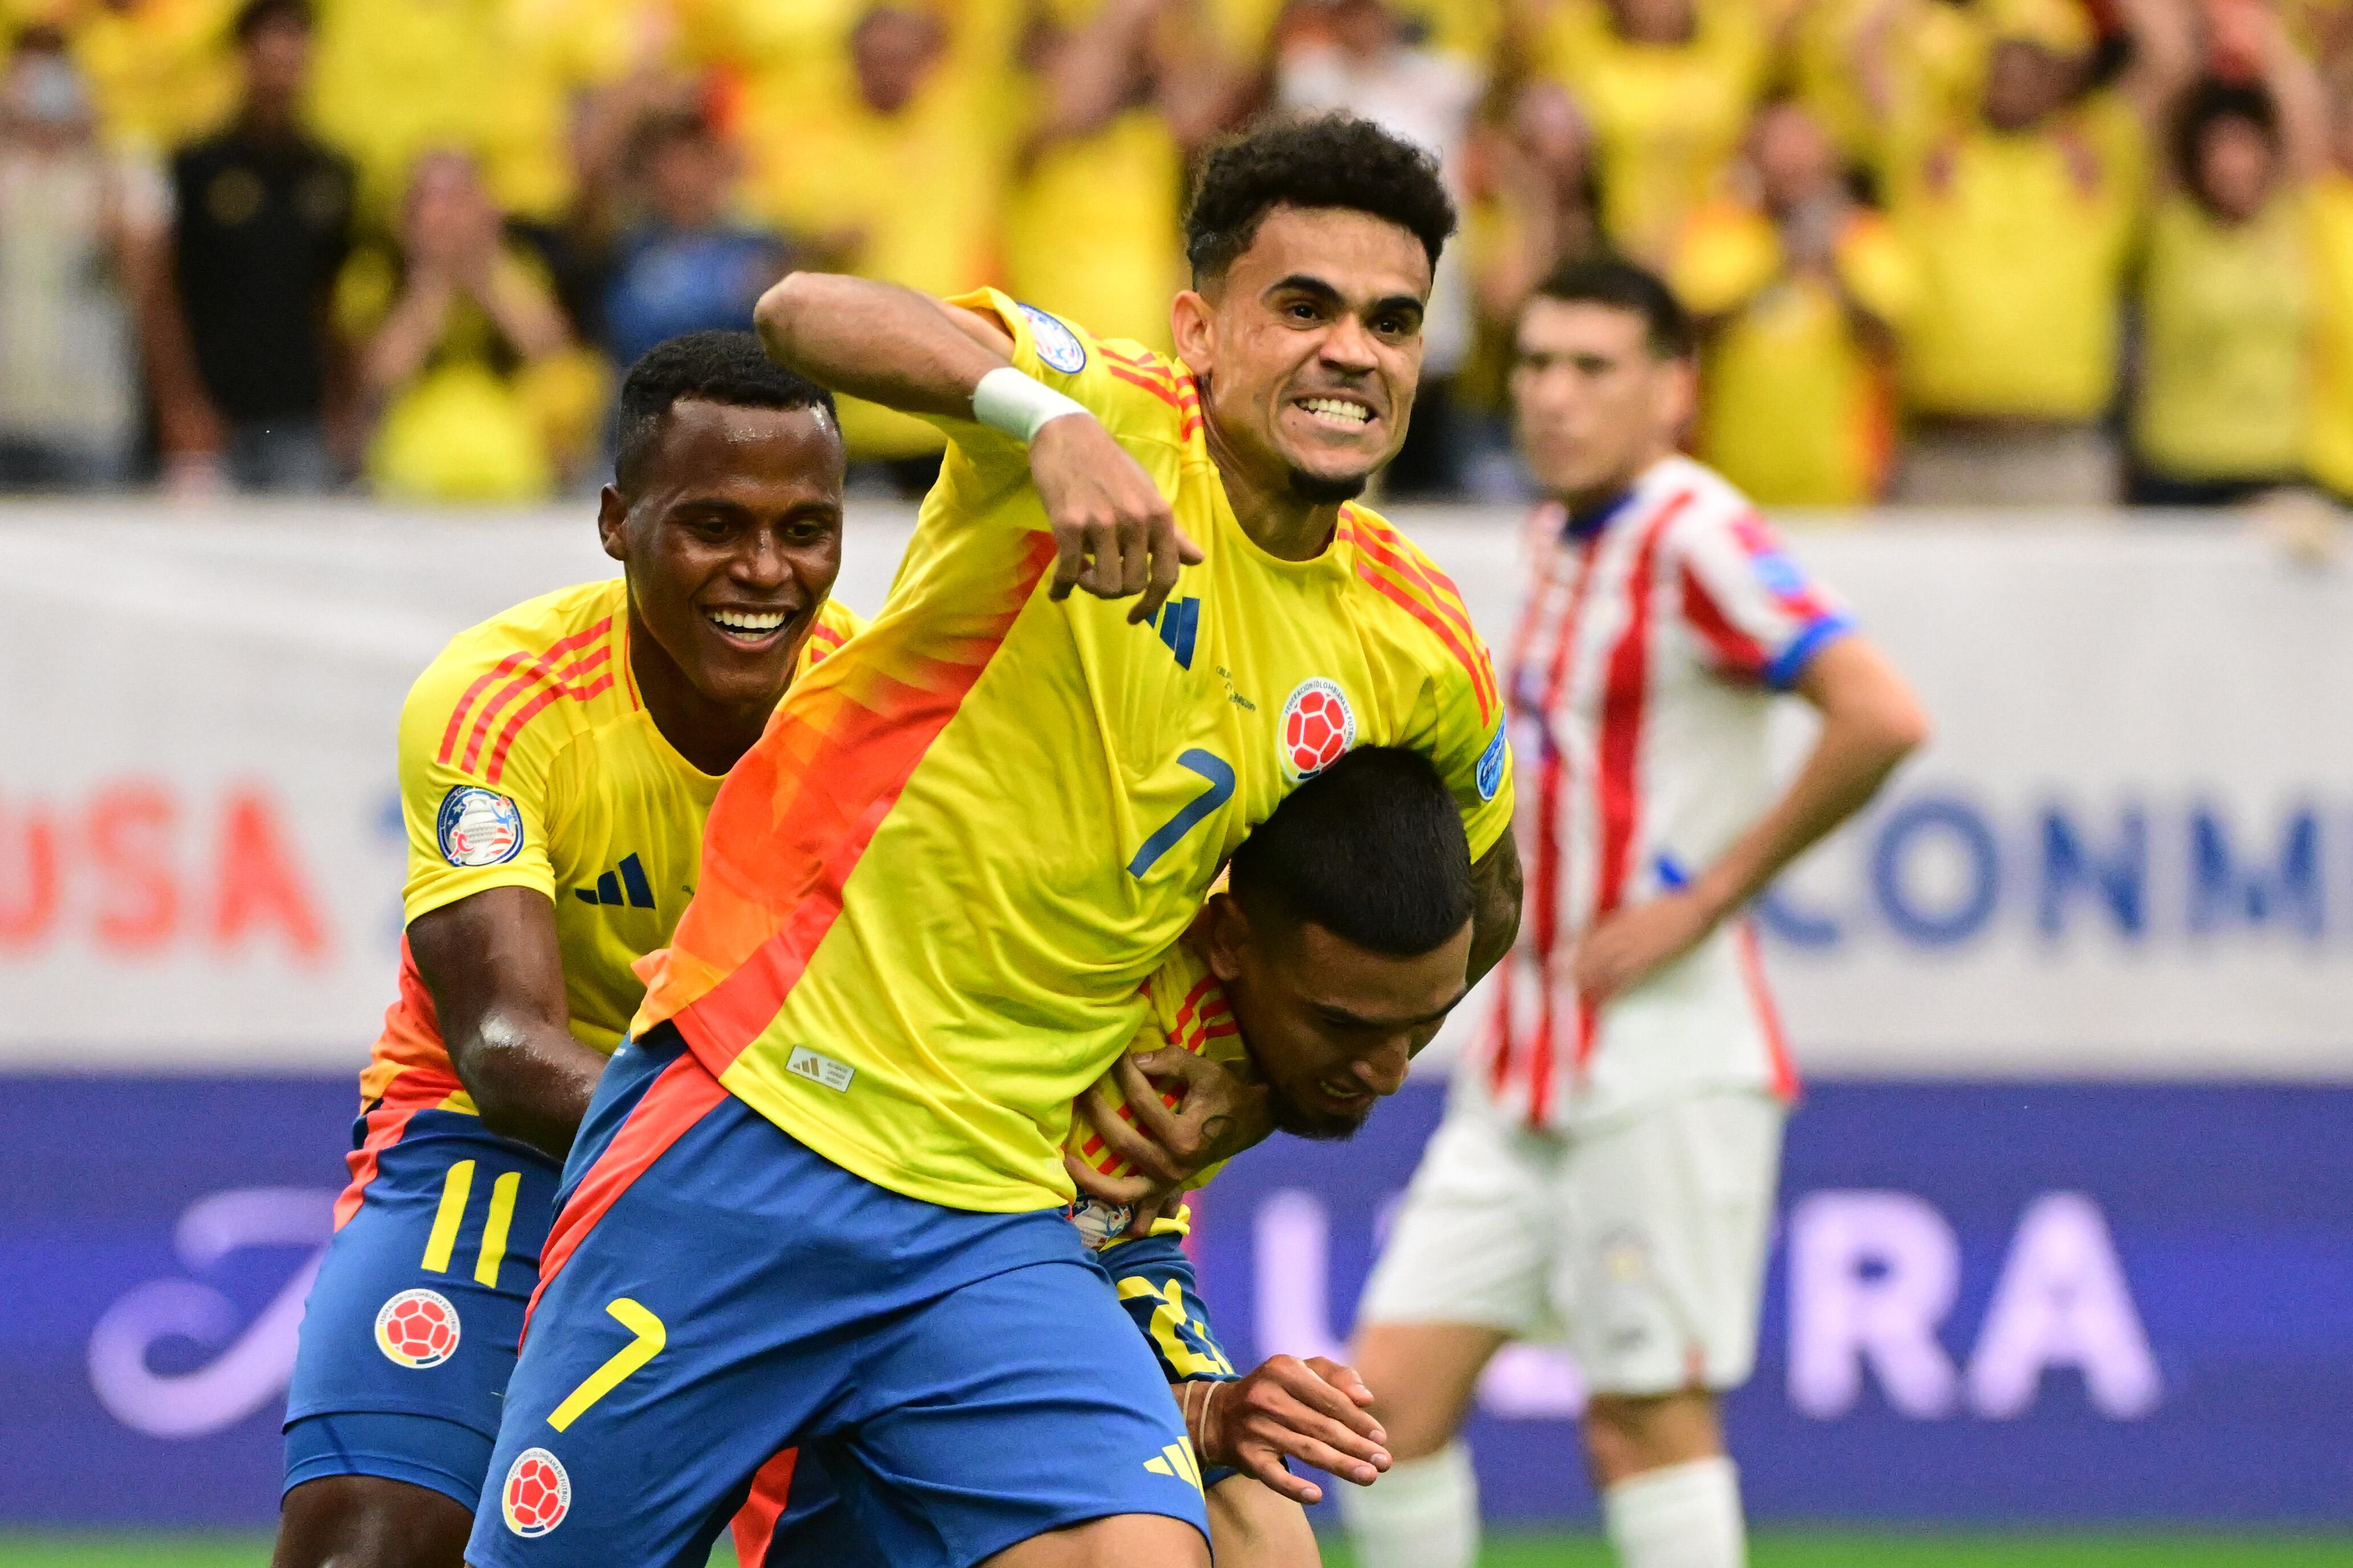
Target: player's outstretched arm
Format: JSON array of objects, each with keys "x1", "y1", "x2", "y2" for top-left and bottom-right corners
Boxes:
[
  {"x1": 407, "y1": 885, "x2": 609, "y2": 1163},
  {"x1": 1573, "y1": 633, "x2": 1930, "y2": 1004},
  {"x1": 754, "y1": 271, "x2": 1201, "y2": 621},
  {"x1": 1182, "y1": 1357, "x2": 1393, "y2": 1506}
]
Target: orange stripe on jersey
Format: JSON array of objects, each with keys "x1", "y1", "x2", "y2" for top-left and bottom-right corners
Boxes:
[
  {"x1": 461, "y1": 643, "x2": 614, "y2": 776},
  {"x1": 658, "y1": 533, "x2": 1062, "y2": 1073},
  {"x1": 438, "y1": 618, "x2": 613, "y2": 767},
  {"x1": 1098, "y1": 343, "x2": 1174, "y2": 384},
  {"x1": 1346, "y1": 514, "x2": 1499, "y2": 723},
  {"x1": 1105, "y1": 362, "x2": 1183, "y2": 411},
  {"x1": 331, "y1": 1062, "x2": 464, "y2": 1230},
  {"x1": 527, "y1": 1049, "x2": 728, "y2": 1331},
  {"x1": 480, "y1": 668, "x2": 618, "y2": 786}
]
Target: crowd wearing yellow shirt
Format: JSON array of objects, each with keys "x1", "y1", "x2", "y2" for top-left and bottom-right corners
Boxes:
[{"x1": 8, "y1": 0, "x2": 2353, "y2": 507}]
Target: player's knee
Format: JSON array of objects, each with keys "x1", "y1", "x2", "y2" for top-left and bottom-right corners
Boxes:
[
  {"x1": 273, "y1": 1476, "x2": 475, "y2": 1568},
  {"x1": 1349, "y1": 1326, "x2": 1490, "y2": 1461},
  {"x1": 1581, "y1": 1390, "x2": 1722, "y2": 1489}
]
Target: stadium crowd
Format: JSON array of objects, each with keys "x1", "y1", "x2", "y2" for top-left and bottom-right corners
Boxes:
[{"x1": 2, "y1": 0, "x2": 2350, "y2": 506}]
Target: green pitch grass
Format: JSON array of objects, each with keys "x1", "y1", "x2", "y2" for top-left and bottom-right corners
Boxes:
[{"x1": 6, "y1": 1532, "x2": 2351, "y2": 1566}]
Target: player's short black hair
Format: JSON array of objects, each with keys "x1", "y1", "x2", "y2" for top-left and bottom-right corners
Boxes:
[
  {"x1": 612, "y1": 330, "x2": 839, "y2": 492},
  {"x1": 1228, "y1": 746, "x2": 1473, "y2": 956},
  {"x1": 2172, "y1": 78, "x2": 2281, "y2": 199},
  {"x1": 1184, "y1": 113, "x2": 1457, "y2": 286},
  {"x1": 1526, "y1": 255, "x2": 1694, "y2": 361},
  {"x1": 233, "y1": 0, "x2": 312, "y2": 43}
]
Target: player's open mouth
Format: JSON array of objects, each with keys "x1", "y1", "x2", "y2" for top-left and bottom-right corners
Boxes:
[
  {"x1": 1296, "y1": 396, "x2": 1374, "y2": 431},
  {"x1": 704, "y1": 607, "x2": 793, "y2": 645},
  {"x1": 1317, "y1": 1077, "x2": 1373, "y2": 1110}
]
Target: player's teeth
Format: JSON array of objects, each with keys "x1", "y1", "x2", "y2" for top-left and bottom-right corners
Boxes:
[
  {"x1": 708, "y1": 610, "x2": 787, "y2": 634},
  {"x1": 1302, "y1": 399, "x2": 1370, "y2": 425}
]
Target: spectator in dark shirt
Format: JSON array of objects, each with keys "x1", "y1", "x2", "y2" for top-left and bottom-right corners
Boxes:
[
  {"x1": 140, "y1": 0, "x2": 354, "y2": 494},
  {"x1": 598, "y1": 109, "x2": 784, "y2": 372}
]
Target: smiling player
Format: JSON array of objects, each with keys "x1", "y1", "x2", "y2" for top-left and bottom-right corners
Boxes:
[
  {"x1": 467, "y1": 114, "x2": 1521, "y2": 1568},
  {"x1": 271, "y1": 333, "x2": 863, "y2": 1568}
]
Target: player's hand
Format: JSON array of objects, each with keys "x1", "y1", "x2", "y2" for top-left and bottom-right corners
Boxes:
[
  {"x1": 1027, "y1": 413, "x2": 1203, "y2": 624},
  {"x1": 1065, "y1": 1049, "x2": 1275, "y2": 1230},
  {"x1": 1571, "y1": 889, "x2": 1721, "y2": 1007},
  {"x1": 1190, "y1": 1356, "x2": 1391, "y2": 1505}
]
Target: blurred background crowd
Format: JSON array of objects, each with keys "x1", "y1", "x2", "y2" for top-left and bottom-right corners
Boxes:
[{"x1": 3, "y1": 0, "x2": 2350, "y2": 507}]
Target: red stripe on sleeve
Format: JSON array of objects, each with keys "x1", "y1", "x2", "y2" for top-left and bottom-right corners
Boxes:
[
  {"x1": 1104, "y1": 362, "x2": 1184, "y2": 411},
  {"x1": 1679, "y1": 562, "x2": 1771, "y2": 680},
  {"x1": 455, "y1": 623, "x2": 612, "y2": 774},
  {"x1": 438, "y1": 653, "x2": 532, "y2": 765}
]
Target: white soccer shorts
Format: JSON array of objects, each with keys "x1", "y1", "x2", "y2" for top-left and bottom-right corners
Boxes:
[{"x1": 1357, "y1": 1091, "x2": 1785, "y2": 1396}]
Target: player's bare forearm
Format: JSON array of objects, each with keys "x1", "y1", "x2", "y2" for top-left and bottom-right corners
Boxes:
[
  {"x1": 407, "y1": 886, "x2": 608, "y2": 1163},
  {"x1": 1690, "y1": 635, "x2": 1929, "y2": 921},
  {"x1": 1467, "y1": 828, "x2": 1524, "y2": 986},
  {"x1": 753, "y1": 271, "x2": 1013, "y2": 420}
]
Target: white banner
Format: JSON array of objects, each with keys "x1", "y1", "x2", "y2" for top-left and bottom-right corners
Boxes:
[{"x1": 2, "y1": 502, "x2": 2347, "y2": 1078}]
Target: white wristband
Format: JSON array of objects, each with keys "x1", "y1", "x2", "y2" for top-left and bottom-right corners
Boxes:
[{"x1": 972, "y1": 365, "x2": 1089, "y2": 443}]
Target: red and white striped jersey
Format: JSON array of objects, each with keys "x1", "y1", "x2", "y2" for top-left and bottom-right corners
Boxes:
[{"x1": 1464, "y1": 455, "x2": 1850, "y2": 1132}]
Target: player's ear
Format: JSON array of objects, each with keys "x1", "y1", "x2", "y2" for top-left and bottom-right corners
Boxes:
[
  {"x1": 597, "y1": 486, "x2": 630, "y2": 563},
  {"x1": 1202, "y1": 891, "x2": 1250, "y2": 982},
  {"x1": 1171, "y1": 288, "x2": 1216, "y2": 379}
]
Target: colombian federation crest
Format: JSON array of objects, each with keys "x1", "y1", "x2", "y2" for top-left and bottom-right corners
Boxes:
[
  {"x1": 502, "y1": 1447, "x2": 572, "y2": 1537},
  {"x1": 437, "y1": 786, "x2": 524, "y2": 867},
  {"x1": 374, "y1": 1287, "x2": 460, "y2": 1368},
  {"x1": 1279, "y1": 678, "x2": 1356, "y2": 780},
  {"x1": 1015, "y1": 302, "x2": 1087, "y2": 373}
]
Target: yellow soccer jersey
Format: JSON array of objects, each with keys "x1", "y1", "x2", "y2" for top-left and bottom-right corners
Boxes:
[
  {"x1": 636, "y1": 288, "x2": 1514, "y2": 1214},
  {"x1": 1070, "y1": 935, "x2": 1246, "y2": 1248},
  {"x1": 362, "y1": 577, "x2": 862, "y2": 1111}
]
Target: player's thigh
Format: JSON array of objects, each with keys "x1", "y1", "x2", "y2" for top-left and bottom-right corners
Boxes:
[
  {"x1": 845, "y1": 1256, "x2": 1212, "y2": 1568},
  {"x1": 283, "y1": 1107, "x2": 561, "y2": 1513},
  {"x1": 274, "y1": 1473, "x2": 473, "y2": 1568},
  {"x1": 463, "y1": 1039, "x2": 831, "y2": 1568},
  {"x1": 1554, "y1": 1091, "x2": 1786, "y2": 1397},
  {"x1": 1357, "y1": 1108, "x2": 1559, "y2": 1339},
  {"x1": 1203, "y1": 1474, "x2": 1318, "y2": 1568}
]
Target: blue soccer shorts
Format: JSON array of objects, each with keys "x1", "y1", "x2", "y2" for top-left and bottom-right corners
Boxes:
[
  {"x1": 464, "y1": 1023, "x2": 1211, "y2": 1568},
  {"x1": 732, "y1": 1229, "x2": 1251, "y2": 1566},
  {"x1": 282, "y1": 1078, "x2": 563, "y2": 1511}
]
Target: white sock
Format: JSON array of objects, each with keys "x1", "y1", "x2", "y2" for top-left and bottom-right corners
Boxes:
[
  {"x1": 1602, "y1": 1456, "x2": 1747, "y2": 1568},
  {"x1": 1338, "y1": 1441, "x2": 1478, "y2": 1568}
]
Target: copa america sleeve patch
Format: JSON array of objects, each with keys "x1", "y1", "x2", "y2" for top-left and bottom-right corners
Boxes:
[
  {"x1": 436, "y1": 786, "x2": 525, "y2": 867},
  {"x1": 1476, "y1": 725, "x2": 1508, "y2": 802},
  {"x1": 1015, "y1": 302, "x2": 1088, "y2": 374}
]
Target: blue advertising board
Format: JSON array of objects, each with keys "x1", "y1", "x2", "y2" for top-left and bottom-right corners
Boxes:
[{"x1": 3, "y1": 1074, "x2": 2350, "y2": 1527}]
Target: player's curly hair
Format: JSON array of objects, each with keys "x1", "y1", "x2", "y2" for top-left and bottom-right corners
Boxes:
[
  {"x1": 614, "y1": 330, "x2": 838, "y2": 491},
  {"x1": 1183, "y1": 113, "x2": 1457, "y2": 287},
  {"x1": 1229, "y1": 746, "x2": 1474, "y2": 956}
]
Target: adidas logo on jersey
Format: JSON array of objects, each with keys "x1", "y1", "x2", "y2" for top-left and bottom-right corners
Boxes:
[{"x1": 575, "y1": 852, "x2": 656, "y2": 910}]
